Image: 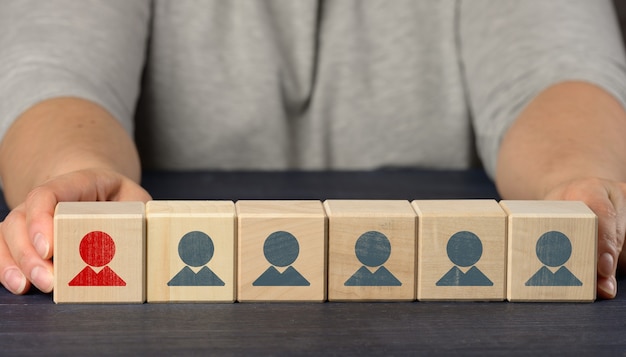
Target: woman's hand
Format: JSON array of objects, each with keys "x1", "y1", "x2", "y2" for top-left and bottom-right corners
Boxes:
[
  {"x1": 543, "y1": 177, "x2": 626, "y2": 299},
  {"x1": 0, "y1": 168, "x2": 151, "y2": 294}
]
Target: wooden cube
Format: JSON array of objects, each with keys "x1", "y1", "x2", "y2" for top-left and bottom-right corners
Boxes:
[
  {"x1": 500, "y1": 200, "x2": 597, "y2": 302},
  {"x1": 325, "y1": 200, "x2": 416, "y2": 301},
  {"x1": 53, "y1": 202, "x2": 145, "y2": 303},
  {"x1": 146, "y1": 201, "x2": 236, "y2": 303},
  {"x1": 412, "y1": 200, "x2": 506, "y2": 301},
  {"x1": 236, "y1": 200, "x2": 327, "y2": 302}
]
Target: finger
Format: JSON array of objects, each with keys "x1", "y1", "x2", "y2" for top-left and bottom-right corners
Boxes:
[
  {"x1": 597, "y1": 275, "x2": 618, "y2": 300},
  {"x1": 23, "y1": 169, "x2": 142, "y2": 259},
  {"x1": 115, "y1": 179, "x2": 152, "y2": 202},
  {"x1": 24, "y1": 186, "x2": 58, "y2": 260},
  {"x1": 582, "y1": 194, "x2": 620, "y2": 298},
  {"x1": 22, "y1": 172, "x2": 100, "y2": 263},
  {"x1": 0, "y1": 223, "x2": 31, "y2": 294},
  {"x1": 544, "y1": 178, "x2": 623, "y2": 298},
  {"x1": 586, "y1": 194, "x2": 620, "y2": 275},
  {"x1": 608, "y1": 182, "x2": 626, "y2": 259},
  {"x1": 598, "y1": 184, "x2": 626, "y2": 261},
  {"x1": 3, "y1": 205, "x2": 54, "y2": 293},
  {"x1": 59, "y1": 168, "x2": 150, "y2": 202}
]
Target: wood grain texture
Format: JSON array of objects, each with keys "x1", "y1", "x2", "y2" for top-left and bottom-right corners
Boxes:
[
  {"x1": 146, "y1": 200, "x2": 236, "y2": 303},
  {"x1": 236, "y1": 200, "x2": 327, "y2": 302},
  {"x1": 2, "y1": 294, "x2": 625, "y2": 356},
  {"x1": 1, "y1": 171, "x2": 625, "y2": 355},
  {"x1": 500, "y1": 200, "x2": 597, "y2": 302},
  {"x1": 413, "y1": 200, "x2": 506, "y2": 301},
  {"x1": 325, "y1": 200, "x2": 416, "y2": 301},
  {"x1": 53, "y1": 202, "x2": 145, "y2": 303}
]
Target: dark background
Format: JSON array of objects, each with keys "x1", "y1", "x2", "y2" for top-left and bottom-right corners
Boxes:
[{"x1": 615, "y1": 1, "x2": 626, "y2": 45}]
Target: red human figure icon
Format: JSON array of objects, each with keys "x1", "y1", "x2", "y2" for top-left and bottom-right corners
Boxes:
[{"x1": 68, "y1": 231, "x2": 126, "y2": 286}]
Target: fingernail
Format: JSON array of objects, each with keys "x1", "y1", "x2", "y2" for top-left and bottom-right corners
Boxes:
[
  {"x1": 31, "y1": 266, "x2": 53, "y2": 293},
  {"x1": 600, "y1": 277, "x2": 616, "y2": 298},
  {"x1": 4, "y1": 267, "x2": 27, "y2": 294},
  {"x1": 598, "y1": 253, "x2": 615, "y2": 277},
  {"x1": 33, "y1": 233, "x2": 49, "y2": 259}
]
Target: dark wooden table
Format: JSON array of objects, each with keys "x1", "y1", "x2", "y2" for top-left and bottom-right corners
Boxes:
[{"x1": 1, "y1": 170, "x2": 625, "y2": 356}]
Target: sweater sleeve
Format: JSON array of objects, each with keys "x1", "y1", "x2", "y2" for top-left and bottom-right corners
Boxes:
[
  {"x1": 0, "y1": 0, "x2": 151, "y2": 139},
  {"x1": 459, "y1": 0, "x2": 626, "y2": 179}
]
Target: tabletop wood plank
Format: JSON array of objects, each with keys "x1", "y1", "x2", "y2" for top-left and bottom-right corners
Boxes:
[{"x1": 0, "y1": 170, "x2": 623, "y2": 356}]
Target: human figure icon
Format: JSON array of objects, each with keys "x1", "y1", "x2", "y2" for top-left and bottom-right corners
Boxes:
[
  {"x1": 68, "y1": 231, "x2": 126, "y2": 286},
  {"x1": 526, "y1": 231, "x2": 582, "y2": 286},
  {"x1": 436, "y1": 231, "x2": 493, "y2": 286},
  {"x1": 344, "y1": 231, "x2": 402, "y2": 286},
  {"x1": 168, "y1": 231, "x2": 225, "y2": 286},
  {"x1": 253, "y1": 231, "x2": 310, "y2": 286}
]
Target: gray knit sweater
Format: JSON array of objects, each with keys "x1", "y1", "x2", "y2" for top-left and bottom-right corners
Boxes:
[{"x1": 1, "y1": 0, "x2": 625, "y2": 178}]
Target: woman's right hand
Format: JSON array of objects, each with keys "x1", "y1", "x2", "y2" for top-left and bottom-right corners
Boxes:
[{"x1": 0, "y1": 168, "x2": 151, "y2": 294}]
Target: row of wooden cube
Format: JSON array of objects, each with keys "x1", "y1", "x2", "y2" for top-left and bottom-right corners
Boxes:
[{"x1": 53, "y1": 199, "x2": 597, "y2": 304}]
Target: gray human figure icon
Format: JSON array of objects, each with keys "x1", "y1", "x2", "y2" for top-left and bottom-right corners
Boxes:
[
  {"x1": 344, "y1": 231, "x2": 402, "y2": 286},
  {"x1": 525, "y1": 231, "x2": 582, "y2": 286},
  {"x1": 168, "y1": 231, "x2": 225, "y2": 286},
  {"x1": 436, "y1": 231, "x2": 493, "y2": 286},
  {"x1": 253, "y1": 231, "x2": 310, "y2": 286}
]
